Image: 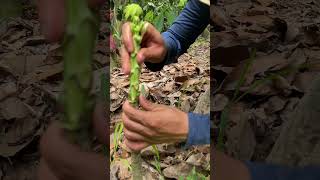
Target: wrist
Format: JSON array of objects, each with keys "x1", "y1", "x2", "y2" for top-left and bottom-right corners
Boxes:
[{"x1": 179, "y1": 111, "x2": 189, "y2": 141}]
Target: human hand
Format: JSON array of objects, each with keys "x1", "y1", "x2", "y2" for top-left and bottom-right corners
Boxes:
[
  {"x1": 122, "y1": 96, "x2": 188, "y2": 152},
  {"x1": 121, "y1": 22, "x2": 167, "y2": 75},
  {"x1": 37, "y1": 102, "x2": 108, "y2": 180},
  {"x1": 37, "y1": 0, "x2": 105, "y2": 42}
]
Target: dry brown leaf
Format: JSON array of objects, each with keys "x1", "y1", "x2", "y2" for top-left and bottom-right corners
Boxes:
[
  {"x1": 180, "y1": 98, "x2": 191, "y2": 112},
  {"x1": 210, "y1": 5, "x2": 231, "y2": 28},
  {"x1": 225, "y1": 2, "x2": 252, "y2": 17},
  {"x1": 6, "y1": 29, "x2": 26, "y2": 43},
  {"x1": 163, "y1": 81, "x2": 175, "y2": 92},
  {"x1": 0, "y1": 82, "x2": 17, "y2": 101},
  {"x1": 226, "y1": 103, "x2": 256, "y2": 160},
  {"x1": 293, "y1": 72, "x2": 320, "y2": 92},
  {"x1": 234, "y1": 15, "x2": 274, "y2": 29},
  {"x1": 0, "y1": 115, "x2": 40, "y2": 157},
  {"x1": 211, "y1": 94, "x2": 229, "y2": 112},
  {"x1": 247, "y1": 5, "x2": 275, "y2": 16},
  {"x1": 23, "y1": 35, "x2": 46, "y2": 46},
  {"x1": 0, "y1": 97, "x2": 29, "y2": 120},
  {"x1": 21, "y1": 62, "x2": 63, "y2": 84},
  {"x1": 0, "y1": 54, "x2": 26, "y2": 76},
  {"x1": 263, "y1": 96, "x2": 286, "y2": 114},
  {"x1": 163, "y1": 162, "x2": 193, "y2": 179},
  {"x1": 186, "y1": 153, "x2": 207, "y2": 167},
  {"x1": 256, "y1": 0, "x2": 274, "y2": 7}
]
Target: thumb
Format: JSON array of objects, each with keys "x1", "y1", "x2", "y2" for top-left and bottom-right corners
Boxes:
[
  {"x1": 137, "y1": 46, "x2": 165, "y2": 64},
  {"x1": 139, "y1": 95, "x2": 158, "y2": 111}
]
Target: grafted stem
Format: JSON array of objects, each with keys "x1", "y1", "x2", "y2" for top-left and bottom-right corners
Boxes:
[
  {"x1": 124, "y1": 4, "x2": 146, "y2": 180},
  {"x1": 62, "y1": 0, "x2": 99, "y2": 150}
]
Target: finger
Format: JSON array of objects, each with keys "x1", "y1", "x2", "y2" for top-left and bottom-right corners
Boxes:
[
  {"x1": 123, "y1": 128, "x2": 146, "y2": 142},
  {"x1": 120, "y1": 46, "x2": 131, "y2": 75},
  {"x1": 139, "y1": 95, "x2": 157, "y2": 111},
  {"x1": 122, "y1": 101, "x2": 150, "y2": 125},
  {"x1": 37, "y1": 159, "x2": 59, "y2": 180},
  {"x1": 137, "y1": 45, "x2": 166, "y2": 64},
  {"x1": 93, "y1": 102, "x2": 108, "y2": 145},
  {"x1": 37, "y1": 0, "x2": 65, "y2": 42},
  {"x1": 37, "y1": 0, "x2": 105, "y2": 42},
  {"x1": 123, "y1": 138, "x2": 149, "y2": 152},
  {"x1": 121, "y1": 22, "x2": 134, "y2": 53},
  {"x1": 40, "y1": 122, "x2": 107, "y2": 180},
  {"x1": 122, "y1": 113, "x2": 154, "y2": 138},
  {"x1": 122, "y1": 113, "x2": 145, "y2": 132},
  {"x1": 141, "y1": 23, "x2": 164, "y2": 44}
]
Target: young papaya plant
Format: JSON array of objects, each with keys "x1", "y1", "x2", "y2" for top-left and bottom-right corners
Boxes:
[
  {"x1": 62, "y1": 0, "x2": 99, "y2": 150},
  {"x1": 123, "y1": 3, "x2": 147, "y2": 180}
]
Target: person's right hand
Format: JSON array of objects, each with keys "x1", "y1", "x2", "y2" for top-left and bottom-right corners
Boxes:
[{"x1": 121, "y1": 22, "x2": 167, "y2": 75}]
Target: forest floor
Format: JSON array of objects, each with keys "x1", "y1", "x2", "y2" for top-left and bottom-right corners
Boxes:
[
  {"x1": 0, "y1": 1, "x2": 110, "y2": 179},
  {"x1": 1, "y1": 0, "x2": 320, "y2": 179},
  {"x1": 212, "y1": 0, "x2": 320, "y2": 164},
  {"x1": 0, "y1": 1, "x2": 211, "y2": 180}
]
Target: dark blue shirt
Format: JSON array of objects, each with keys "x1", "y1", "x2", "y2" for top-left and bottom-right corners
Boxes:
[{"x1": 245, "y1": 161, "x2": 320, "y2": 180}]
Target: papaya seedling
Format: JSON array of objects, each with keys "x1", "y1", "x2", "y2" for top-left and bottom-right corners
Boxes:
[
  {"x1": 123, "y1": 3, "x2": 147, "y2": 180},
  {"x1": 62, "y1": 0, "x2": 99, "y2": 150}
]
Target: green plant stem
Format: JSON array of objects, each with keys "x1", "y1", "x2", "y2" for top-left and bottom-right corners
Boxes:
[
  {"x1": 62, "y1": 0, "x2": 99, "y2": 150},
  {"x1": 123, "y1": 4, "x2": 147, "y2": 180}
]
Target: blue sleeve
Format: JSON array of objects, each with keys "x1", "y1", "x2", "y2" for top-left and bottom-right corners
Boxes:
[
  {"x1": 183, "y1": 113, "x2": 210, "y2": 148},
  {"x1": 145, "y1": 0, "x2": 210, "y2": 71},
  {"x1": 245, "y1": 161, "x2": 320, "y2": 180}
]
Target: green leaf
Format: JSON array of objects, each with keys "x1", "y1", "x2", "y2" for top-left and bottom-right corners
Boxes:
[
  {"x1": 154, "y1": 12, "x2": 164, "y2": 32},
  {"x1": 178, "y1": 0, "x2": 187, "y2": 8},
  {"x1": 232, "y1": 48, "x2": 256, "y2": 102},
  {"x1": 152, "y1": 145, "x2": 160, "y2": 160},
  {"x1": 120, "y1": 158, "x2": 132, "y2": 171},
  {"x1": 144, "y1": 11, "x2": 154, "y2": 22},
  {"x1": 124, "y1": 3, "x2": 143, "y2": 20},
  {"x1": 165, "y1": 9, "x2": 178, "y2": 26}
]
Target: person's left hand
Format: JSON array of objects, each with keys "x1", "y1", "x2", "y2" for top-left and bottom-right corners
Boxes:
[
  {"x1": 37, "y1": 0, "x2": 105, "y2": 42},
  {"x1": 37, "y1": 102, "x2": 108, "y2": 180},
  {"x1": 122, "y1": 96, "x2": 189, "y2": 152}
]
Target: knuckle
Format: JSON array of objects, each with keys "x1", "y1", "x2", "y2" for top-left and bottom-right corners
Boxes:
[
  {"x1": 148, "y1": 119, "x2": 158, "y2": 129},
  {"x1": 145, "y1": 130, "x2": 154, "y2": 137},
  {"x1": 132, "y1": 145, "x2": 141, "y2": 152},
  {"x1": 124, "y1": 130, "x2": 133, "y2": 140}
]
